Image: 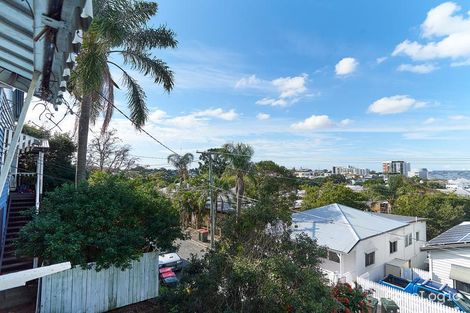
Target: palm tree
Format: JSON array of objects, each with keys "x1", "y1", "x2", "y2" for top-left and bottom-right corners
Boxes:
[
  {"x1": 167, "y1": 153, "x2": 194, "y2": 183},
  {"x1": 223, "y1": 143, "x2": 254, "y2": 220},
  {"x1": 71, "y1": 0, "x2": 177, "y2": 184}
]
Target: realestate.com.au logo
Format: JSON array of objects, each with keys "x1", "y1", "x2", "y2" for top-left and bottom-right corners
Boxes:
[{"x1": 414, "y1": 290, "x2": 463, "y2": 303}]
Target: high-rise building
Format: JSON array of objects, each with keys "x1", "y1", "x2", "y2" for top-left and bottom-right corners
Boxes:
[{"x1": 382, "y1": 161, "x2": 411, "y2": 176}]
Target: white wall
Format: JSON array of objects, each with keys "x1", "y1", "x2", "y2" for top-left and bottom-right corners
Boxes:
[
  {"x1": 352, "y1": 221, "x2": 427, "y2": 281},
  {"x1": 429, "y1": 247, "x2": 470, "y2": 286}
]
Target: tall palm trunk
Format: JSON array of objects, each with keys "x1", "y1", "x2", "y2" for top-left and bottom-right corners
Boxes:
[
  {"x1": 236, "y1": 173, "x2": 244, "y2": 220},
  {"x1": 76, "y1": 95, "x2": 92, "y2": 185}
]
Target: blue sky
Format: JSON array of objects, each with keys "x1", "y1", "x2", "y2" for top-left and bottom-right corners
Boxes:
[{"x1": 29, "y1": 1, "x2": 470, "y2": 170}]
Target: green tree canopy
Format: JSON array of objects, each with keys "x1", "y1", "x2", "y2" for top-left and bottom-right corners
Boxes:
[
  {"x1": 21, "y1": 125, "x2": 76, "y2": 191},
  {"x1": 160, "y1": 198, "x2": 337, "y2": 312},
  {"x1": 16, "y1": 172, "x2": 182, "y2": 270},
  {"x1": 394, "y1": 192, "x2": 469, "y2": 239},
  {"x1": 301, "y1": 181, "x2": 367, "y2": 210}
]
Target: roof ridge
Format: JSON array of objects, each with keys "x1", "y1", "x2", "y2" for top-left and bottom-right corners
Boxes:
[{"x1": 335, "y1": 203, "x2": 361, "y2": 242}]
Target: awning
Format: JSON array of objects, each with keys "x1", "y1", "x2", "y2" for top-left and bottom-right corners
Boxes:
[
  {"x1": 450, "y1": 264, "x2": 470, "y2": 284},
  {"x1": 0, "y1": 0, "x2": 92, "y2": 109}
]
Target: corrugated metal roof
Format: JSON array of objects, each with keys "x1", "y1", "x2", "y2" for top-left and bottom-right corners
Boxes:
[
  {"x1": 426, "y1": 221, "x2": 470, "y2": 247},
  {"x1": 372, "y1": 212, "x2": 426, "y2": 223},
  {"x1": 291, "y1": 203, "x2": 408, "y2": 253},
  {"x1": 0, "y1": 0, "x2": 92, "y2": 108}
]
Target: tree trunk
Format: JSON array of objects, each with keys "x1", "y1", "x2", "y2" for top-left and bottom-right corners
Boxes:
[
  {"x1": 236, "y1": 174, "x2": 244, "y2": 221},
  {"x1": 75, "y1": 95, "x2": 92, "y2": 185}
]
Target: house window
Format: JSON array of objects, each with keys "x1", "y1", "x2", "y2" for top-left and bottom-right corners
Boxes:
[
  {"x1": 405, "y1": 233, "x2": 412, "y2": 247},
  {"x1": 389, "y1": 241, "x2": 397, "y2": 254},
  {"x1": 455, "y1": 280, "x2": 470, "y2": 294},
  {"x1": 365, "y1": 252, "x2": 375, "y2": 267},
  {"x1": 327, "y1": 251, "x2": 340, "y2": 263},
  {"x1": 416, "y1": 231, "x2": 420, "y2": 242}
]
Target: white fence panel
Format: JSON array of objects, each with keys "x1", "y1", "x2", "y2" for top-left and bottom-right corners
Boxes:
[
  {"x1": 402, "y1": 267, "x2": 431, "y2": 281},
  {"x1": 357, "y1": 277, "x2": 460, "y2": 313},
  {"x1": 40, "y1": 252, "x2": 159, "y2": 313}
]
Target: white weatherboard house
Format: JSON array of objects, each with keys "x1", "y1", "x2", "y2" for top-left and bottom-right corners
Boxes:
[
  {"x1": 422, "y1": 221, "x2": 470, "y2": 295},
  {"x1": 292, "y1": 203, "x2": 427, "y2": 282}
]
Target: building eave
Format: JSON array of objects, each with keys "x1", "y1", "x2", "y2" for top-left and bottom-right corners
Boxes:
[{"x1": 0, "y1": 0, "x2": 92, "y2": 108}]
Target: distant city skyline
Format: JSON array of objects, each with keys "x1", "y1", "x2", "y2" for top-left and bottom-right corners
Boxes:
[{"x1": 25, "y1": 1, "x2": 470, "y2": 171}]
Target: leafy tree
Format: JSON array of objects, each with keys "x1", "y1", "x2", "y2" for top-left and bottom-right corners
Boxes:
[
  {"x1": 71, "y1": 0, "x2": 177, "y2": 183},
  {"x1": 302, "y1": 182, "x2": 367, "y2": 210},
  {"x1": 362, "y1": 175, "x2": 413, "y2": 208},
  {"x1": 160, "y1": 198, "x2": 337, "y2": 313},
  {"x1": 167, "y1": 153, "x2": 194, "y2": 183},
  {"x1": 247, "y1": 160, "x2": 299, "y2": 206},
  {"x1": 15, "y1": 173, "x2": 182, "y2": 269},
  {"x1": 223, "y1": 142, "x2": 254, "y2": 220},
  {"x1": 21, "y1": 125, "x2": 76, "y2": 191},
  {"x1": 324, "y1": 174, "x2": 347, "y2": 185},
  {"x1": 197, "y1": 148, "x2": 229, "y2": 177},
  {"x1": 394, "y1": 192, "x2": 468, "y2": 239}
]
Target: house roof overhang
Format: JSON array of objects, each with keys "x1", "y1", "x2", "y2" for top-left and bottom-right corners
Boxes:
[
  {"x1": 0, "y1": 0, "x2": 92, "y2": 109},
  {"x1": 421, "y1": 242, "x2": 470, "y2": 251}
]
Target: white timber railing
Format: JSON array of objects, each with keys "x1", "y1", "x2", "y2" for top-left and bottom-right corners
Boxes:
[
  {"x1": 357, "y1": 277, "x2": 460, "y2": 313},
  {"x1": 402, "y1": 267, "x2": 432, "y2": 281}
]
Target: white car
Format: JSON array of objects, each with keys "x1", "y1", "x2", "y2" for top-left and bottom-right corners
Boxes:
[{"x1": 158, "y1": 253, "x2": 183, "y2": 271}]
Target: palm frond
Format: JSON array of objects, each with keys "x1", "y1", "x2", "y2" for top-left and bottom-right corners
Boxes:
[
  {"x1": 121, "y1": 70, "x2": 148, "y2": 128},
  {"x1": 72, "y1": 31, "x2": 107, "y2": 96},
  {"x1": 121, "y1": 50, "x2": 174, "y2": 91},
  {"x1": 101, "y1": 65, "x2": 114, "y2": 132},
  {"x1": 124, "y1": 26, "x2": 178, "y2": 50},
  {"x1": 92, "y1": 0, "x2": 157, "y2": 47}
]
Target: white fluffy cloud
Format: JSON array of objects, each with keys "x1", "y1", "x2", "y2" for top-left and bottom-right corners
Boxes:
[
  {"x1": 256, "y1": 113, "x2": 270, "y2": 120},
  {"x1": 249, "y1": 74, "x2": 308, "y2": 107},
  {"x1": 291, "y1": 115, "x2": 334, "y2": 130},
  {"x1": 397, "y1": 63, "x2": 438, "y2": 73},
  {"x1": 272, "y1": 74, "x2": 308, "y2": 98},
  {"x1": 235, "y1": 75, "x2": 262, "y2": 88},
  {"x1": 423, "y1": 117, "x2": 436, "y2": 124},
  {"x1": 193, "y1": 108, "x2": 239, "y2": 121},
  {"x1": 149, "y1": 109, "x2": 167, "y2": 121},
  {"x1": 256, "y1": 97, "x2": 288, "y2": 107},
  {"x1": 376, "y1": 57, "x2": 388, "y2": 64},
  {"x1": 339, "y1": 119, "x2": 354, "y2": 126},
  {"x1": 335, "y1": 57, "x2": 359, "y2": 75},
  {"x1": 368, "y1": 95, "x2": 427, "y2": 114},
  {"x1": 164, "y1": 108, "x2": 239, "y2": 127},
  {"x1": 393, "y1": 2, "x2": 470, "y2": 64}
]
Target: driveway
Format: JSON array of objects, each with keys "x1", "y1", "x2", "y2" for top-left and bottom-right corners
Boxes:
[{"x1": 175, "y1": 238, "x2": 209, "y2": 265}]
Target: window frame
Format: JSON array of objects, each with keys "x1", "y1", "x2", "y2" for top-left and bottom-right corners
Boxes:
[
  {"x1": 389, "y1": 240, "x2": 397, "y2": 254},
  {"x1": 405, "y1": 233, "x2": 412, "y2": 247},
  {"x1": 455, "y1": 280, "x2": 470, "y2": 294},
  {"x1": 365, "y1": 251, "x2": 375, "y2": 267},
  {"x1": 327, "y1": 250, "x2": 340, "y2": 263}
]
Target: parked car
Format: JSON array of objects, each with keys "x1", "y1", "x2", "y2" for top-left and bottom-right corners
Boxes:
[
  {"x1": 159, "y1": 267, "x2": 179, "y2": 287},
  {"x1": 379, "y1": 274, "x2": 470, "y2": 312},
  {"x1": 159, "y1": 252, "x2": 183, "y2": 271}
]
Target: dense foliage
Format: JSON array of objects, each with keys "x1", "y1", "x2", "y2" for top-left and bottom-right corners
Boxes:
[
  {"x1": 21, "y1": 125, "x2": 76, "y2": 191},
  {"x1": 394, "y1": 192, "x2": 469, "y2": 239},
  {"x1": 302, "y1": 181, "x2": 367, "y2": 210},
  {"x1": 160, "y1": 199, "x2": 338, "y2": 313},
  {"x1": 16, "y1": 173, "x2": 182, "y2": 270},
  {"x1": 332, "y1": 283, "x2": 369, "y2": 313}
]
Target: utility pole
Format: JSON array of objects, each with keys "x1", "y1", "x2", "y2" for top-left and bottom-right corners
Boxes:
[{"x1": 197, "y1": 150, "x2": 216, "y2": 249}]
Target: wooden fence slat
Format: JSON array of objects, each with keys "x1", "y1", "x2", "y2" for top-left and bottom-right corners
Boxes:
[{"x1": 39, "y1": 252, "x2": 160, "y2": 313}]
